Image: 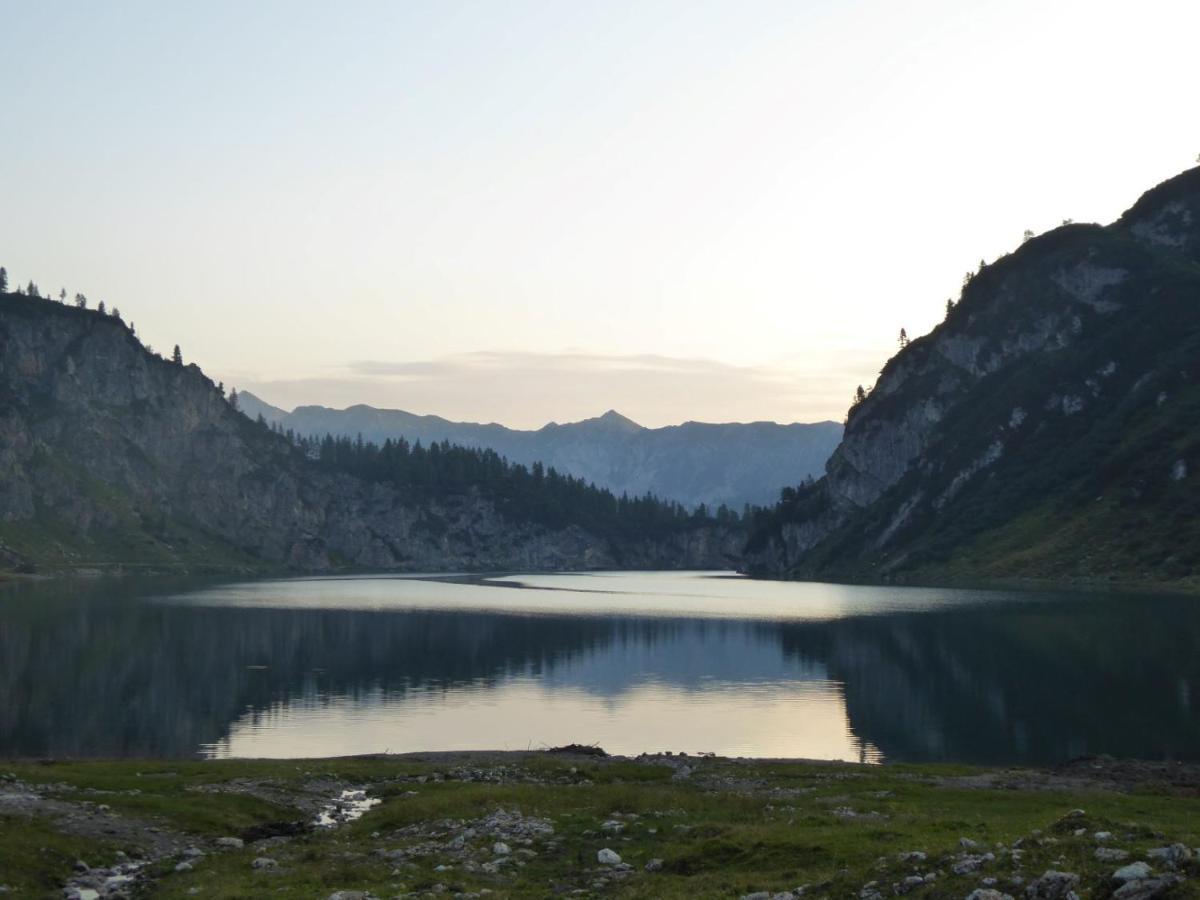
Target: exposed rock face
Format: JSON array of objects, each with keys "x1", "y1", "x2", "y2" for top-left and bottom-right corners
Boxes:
[
  {"x1": 0, "y1": 299, "x2": 740, "y2": 573},
  {"x1": 747, "y1": 167, "x2": 1200, "y2": 584}
]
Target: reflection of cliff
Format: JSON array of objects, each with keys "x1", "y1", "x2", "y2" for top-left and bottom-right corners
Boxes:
[
  {"x1": 780, "y1": 597, "x2": 1200, "y2": 764},
  {"x1": 0, "y1": 579, "x2": 819, "y2": 758},
  {"x1": 2, "y1": 577, "x2": 1198, "y2": 763}
]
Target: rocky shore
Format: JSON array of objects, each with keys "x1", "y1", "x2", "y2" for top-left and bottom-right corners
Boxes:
[{"x1": 0, "y1": 751, "x2": 1197, "y2": 898}]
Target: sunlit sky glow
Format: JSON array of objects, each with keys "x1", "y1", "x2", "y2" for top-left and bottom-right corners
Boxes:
[{"x1": 3, "y1": 0, "x2": 1198, "y2": 427}]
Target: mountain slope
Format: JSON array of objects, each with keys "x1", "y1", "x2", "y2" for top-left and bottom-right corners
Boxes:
[
  {"x1": 0, "y1": 295, "x2": 740, "y2": 574},
  {"x1": 745, "y1": 166, "x2": 1200, "y2": 587},
  {"x1": 237, "y1": 394, "x2": 842, "y2": 510}
]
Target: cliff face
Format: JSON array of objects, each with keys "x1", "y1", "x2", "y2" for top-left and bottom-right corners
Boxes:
[
  {"x1": 0, "y1": 298, "x2": 740, "y2": 573},
  {"x1": 747, "y1": 167, "x2": 1200, "y2": 585}
]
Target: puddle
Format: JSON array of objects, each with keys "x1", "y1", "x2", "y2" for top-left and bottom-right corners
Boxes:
[{"x1": 314, "y1": 789, "x2": 380, "y2": 827}]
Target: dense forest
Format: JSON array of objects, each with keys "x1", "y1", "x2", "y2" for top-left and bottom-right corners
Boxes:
[{"x1": 268, "y1": 427, "x2": 747, "y2": 540}]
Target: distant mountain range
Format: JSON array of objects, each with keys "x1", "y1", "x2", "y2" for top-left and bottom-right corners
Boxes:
[
  {"x1": 746, "y1": 166, "x2": 1200, "y2": 589},
  {"x1": 236, "y1": 393, "x2": 843, "y2": 510}
]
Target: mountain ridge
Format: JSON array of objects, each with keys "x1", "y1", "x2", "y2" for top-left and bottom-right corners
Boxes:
[
  {"x1": 0, "y1": 294, "x2": 741, "y2": 575},
  {"x1": 236, "y1": 392, "x2": 842, "y2": 510},
  {"x1": 745, "y1": 165, "x2": 1200, "y2": 589}
]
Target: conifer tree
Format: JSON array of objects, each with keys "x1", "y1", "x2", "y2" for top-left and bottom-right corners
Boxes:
[
  {"x1": 172, "y1": 344, "x2": 183, "y2": 365},
  {"x1": 98, "y1": 300, "x2": 106, "y2": 315},
  {"x1": 0, "y1": 267, "x2": 7, "y2": 292}
]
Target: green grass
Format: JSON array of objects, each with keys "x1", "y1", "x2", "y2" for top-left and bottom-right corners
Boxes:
[{"x1": 3, "y1": 755, "x2": 1199, "y2": 898}]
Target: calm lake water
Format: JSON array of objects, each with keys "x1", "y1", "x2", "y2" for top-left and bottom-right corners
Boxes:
[{"x1": 1, "y1": 571, "x2": 1197, "y2": 764}]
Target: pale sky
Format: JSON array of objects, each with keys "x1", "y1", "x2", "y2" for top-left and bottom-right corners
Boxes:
[{"x1": 2, "y1": 0, "x2": 1197, "y2": 427}]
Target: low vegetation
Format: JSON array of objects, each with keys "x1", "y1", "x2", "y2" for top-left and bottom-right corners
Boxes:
[{"x1": 2, "y1": 752, "x2": 1198, "y2": 898}]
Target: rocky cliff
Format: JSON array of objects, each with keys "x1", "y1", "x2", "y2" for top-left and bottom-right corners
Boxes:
[
  {"x1": 0, "y1": 297, "x2": 741, "y2": 574},
  {"x1": 746, "y1": 166, "x2": 1200, "y2": 586}
]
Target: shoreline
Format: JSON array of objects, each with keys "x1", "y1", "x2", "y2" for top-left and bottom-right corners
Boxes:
[{"x1": 4, "y1": 563, "x2": 1200, "y2": 597}]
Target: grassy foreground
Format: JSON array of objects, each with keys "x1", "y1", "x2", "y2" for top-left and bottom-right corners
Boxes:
[{"x1": 1, "y1": 751, "x2": 1198, "y2": 899}]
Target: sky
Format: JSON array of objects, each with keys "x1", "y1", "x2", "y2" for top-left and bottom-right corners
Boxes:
[{"x1": 2, "y1": 0, "x2": 1198, "y2": 428}]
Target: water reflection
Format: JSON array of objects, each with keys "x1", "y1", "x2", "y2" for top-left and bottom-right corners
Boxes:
[{"x1": 0, "y1": 573, "x2": 1196, "y2": 763}]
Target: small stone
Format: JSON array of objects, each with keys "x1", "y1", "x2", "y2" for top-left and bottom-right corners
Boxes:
[
  {"x1": 183, "y1": 847, "x2": 205, "y2": 858},
  {"x1": 597, "y1": 848, "x2": 622, "y2": 865},
  {"x1": 1146, "y1": 844, "x2": 1191, "y2": 866},
  {"x1": 645, "y1": 858, "x2": 663, "y2": 872},
  {"x1": 492, "y1": 842, "x2": 511, "y2": 856},
  {"x1": 1096, "y1": 848, "x2": 1130, "y2": 862},
  {"x1": 327, "y1": 893, "x2": 369, "y2": 900},
  {"x1": 215, "y1": 837, "x2": 244, "y2": 849},
  {"x1": 74, "y1": 860, "x2": 90, "y2": 873},
  {"x1": 1113, "y1": 862, "x2": 1153, "y2": 883},
  {"x1": 1112, "y1": 876, "x2": 1183, "y2": 900},
  {"x1": 771, "y1": 893, "x2": 796, "y2": 900},
  {"x1": 740, "y1": 893, "x2": 771, "y2": 900},
  {"x1": 601, "y1": 820, "x2": 625, "y2": 834},
  {"x1": 175, "y1": 861, "x2": 194, "y2": 872},
  {"x1": 1025, "y1": 870, "x2": 1080, "y2": 900},
  {"x1": 251, "y1": 857, "x2": 277, "y2": 870},
  {"x1": 1094, "y1": 831, "x2": 1113, "y2": 842},
  {"x1": 966, "y1": 890, "x2": 1013, "y2": 900},
  {"x1": 953, "y1": 856, "x2": 986, "y2": 876},
  {"x1": 900, "y1": 851, "x2": 928, "y2": 863}
]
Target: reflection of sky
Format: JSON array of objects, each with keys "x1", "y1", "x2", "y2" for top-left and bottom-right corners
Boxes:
[
  {"x1": 163, "y1": 570, "x2": 1036, "y2": 622},
  {"x1": 206, "y1": 679, "x2": 881, "y2": 763},
  {"x1": 189, "y1": 573, "x2": 898, "y2": 760}
]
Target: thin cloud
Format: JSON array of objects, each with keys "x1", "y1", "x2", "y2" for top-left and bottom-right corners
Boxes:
[{"x1": 235, "y1": 349, "x2": 882, "y2": 429}]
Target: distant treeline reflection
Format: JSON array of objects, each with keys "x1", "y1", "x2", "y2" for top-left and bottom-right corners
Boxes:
[{"x1": 0, "y1": 578, "x2": 1196, "y2": 763}]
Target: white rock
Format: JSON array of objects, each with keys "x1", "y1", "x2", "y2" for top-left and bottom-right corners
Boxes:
[
  {"x1": 215, "y1": 837, "x2": 244, "y2": 849},
  {"x1": 251, "y1": 857, "x2": 277, "y2": 870},
  {"x1": 597, "y1": 848, "x2": 622, "y2": 865},
  {"x1": 1113, "y1": 863, "x2": 1153, "y2": 883},
  {"x1": 492, "y1": 842, "x2": 511, "y2": 856},
  {"x1": 965, "y1": 890, "x2": 1013, "y2": 900},
  {"x1": 174, "y1": 861, "x2": 193, "y2": 872}
]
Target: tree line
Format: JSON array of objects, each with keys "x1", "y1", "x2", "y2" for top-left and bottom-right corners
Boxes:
[{"x1": 263, "y1": 426, "x2": 745, "y2": 539}]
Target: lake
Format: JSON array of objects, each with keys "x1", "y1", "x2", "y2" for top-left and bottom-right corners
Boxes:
[{"x1": 0, "y1": 571, "x2": 1197, "y2": 764}]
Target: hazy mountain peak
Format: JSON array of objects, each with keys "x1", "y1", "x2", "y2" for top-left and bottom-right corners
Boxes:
[
  {"x1": 231, "y1": 394, "x2": 841, "y2": 508},
  {"x1": 593, "y1": 409, "x2": 643, "y2": 431}
]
